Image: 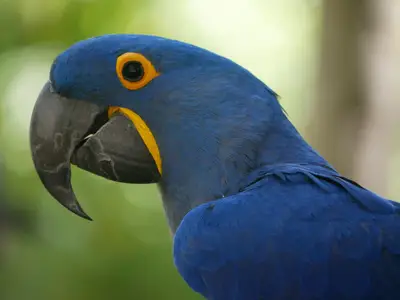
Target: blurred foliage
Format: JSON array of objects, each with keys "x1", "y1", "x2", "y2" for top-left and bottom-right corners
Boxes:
[{"x1": 0, "y1": 0, "x2": 155, "y2": 49}]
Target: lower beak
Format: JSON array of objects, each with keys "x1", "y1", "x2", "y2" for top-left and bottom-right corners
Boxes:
[{"x1": 30, "y1": 82, "x2": 160, "y2": 220}]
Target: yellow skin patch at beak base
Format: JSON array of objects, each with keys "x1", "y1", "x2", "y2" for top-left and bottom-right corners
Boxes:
[{"x1": 108, "y1": 107, "x2": 162, "y2": 175}]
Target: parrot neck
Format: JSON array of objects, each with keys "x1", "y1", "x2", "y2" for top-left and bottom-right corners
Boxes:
[
  {"x1": 257, "y1": 116, "x2": 329, "y2": 168},
  {"x1": 158, "y1": 114, "x2": 330, "y2": 233}
]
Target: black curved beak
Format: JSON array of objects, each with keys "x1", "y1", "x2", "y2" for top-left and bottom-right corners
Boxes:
[{"x1": 30, "y1": 82, "x2": 160, "y2": 220}]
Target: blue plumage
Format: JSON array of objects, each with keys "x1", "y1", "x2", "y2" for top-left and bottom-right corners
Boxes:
[
  {"x1": 175, "y1": 164, "x2": 400, "y2": 299},
  {"x1": 48, "y1": 34, "x2": 400, "y2": 299}
]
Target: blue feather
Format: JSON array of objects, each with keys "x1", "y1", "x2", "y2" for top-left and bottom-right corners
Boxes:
[{"x1": 174, "y1": 164, "x2": 400, "y2": 300}]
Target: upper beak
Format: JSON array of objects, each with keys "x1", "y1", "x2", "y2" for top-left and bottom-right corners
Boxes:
[{"x1": 30, "y1": 82, "x2": 160, "y2": 220}]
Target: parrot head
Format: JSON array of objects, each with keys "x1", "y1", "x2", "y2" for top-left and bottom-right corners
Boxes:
[{"x1": 30, "y1": 34, "x2": 323, "y2": 230}]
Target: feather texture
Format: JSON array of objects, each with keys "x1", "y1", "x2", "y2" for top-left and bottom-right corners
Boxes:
[{"x1": 174, "y1": 164, "x2": 400, "y2": 300}]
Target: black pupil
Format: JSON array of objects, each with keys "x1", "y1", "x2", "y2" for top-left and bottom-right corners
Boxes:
[{"x1": 122, "y1": 61, "x2": 144, "y2": 82}]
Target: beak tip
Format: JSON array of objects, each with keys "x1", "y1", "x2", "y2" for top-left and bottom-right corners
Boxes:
[
  {"x1": 68, "y1": 207, "x2": 93, "y2": 221},
  {"x1": 63, "y1": 202, "x2": 93, "y2": 221}
]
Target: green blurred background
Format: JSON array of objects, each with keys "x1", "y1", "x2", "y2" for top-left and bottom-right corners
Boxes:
[{"x1": 0, "y1": 0, "x2": 399, "y2": 299}]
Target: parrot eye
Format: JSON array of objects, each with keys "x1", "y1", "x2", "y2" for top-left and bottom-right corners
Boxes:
[
  {"x1": 116, "y1": 52, "x2": 159, "y2": 90},
  {"x1": 122, "y1": 61, "x2": 144, "y2": 82}
]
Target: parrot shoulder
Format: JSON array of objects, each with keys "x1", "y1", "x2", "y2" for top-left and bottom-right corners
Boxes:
[{"x1": 173, "y1": 164, "x2": 400, "y2": 299}]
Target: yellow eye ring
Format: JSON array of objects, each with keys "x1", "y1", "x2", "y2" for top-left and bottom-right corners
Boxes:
[{"x1": 116, "y1": 52, "x2": 159, "y2": 90}]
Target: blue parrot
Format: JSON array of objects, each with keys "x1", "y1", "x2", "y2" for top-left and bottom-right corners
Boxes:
[{"x1": 30, "y1": 34, "x2": 400, "y2": 300}]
